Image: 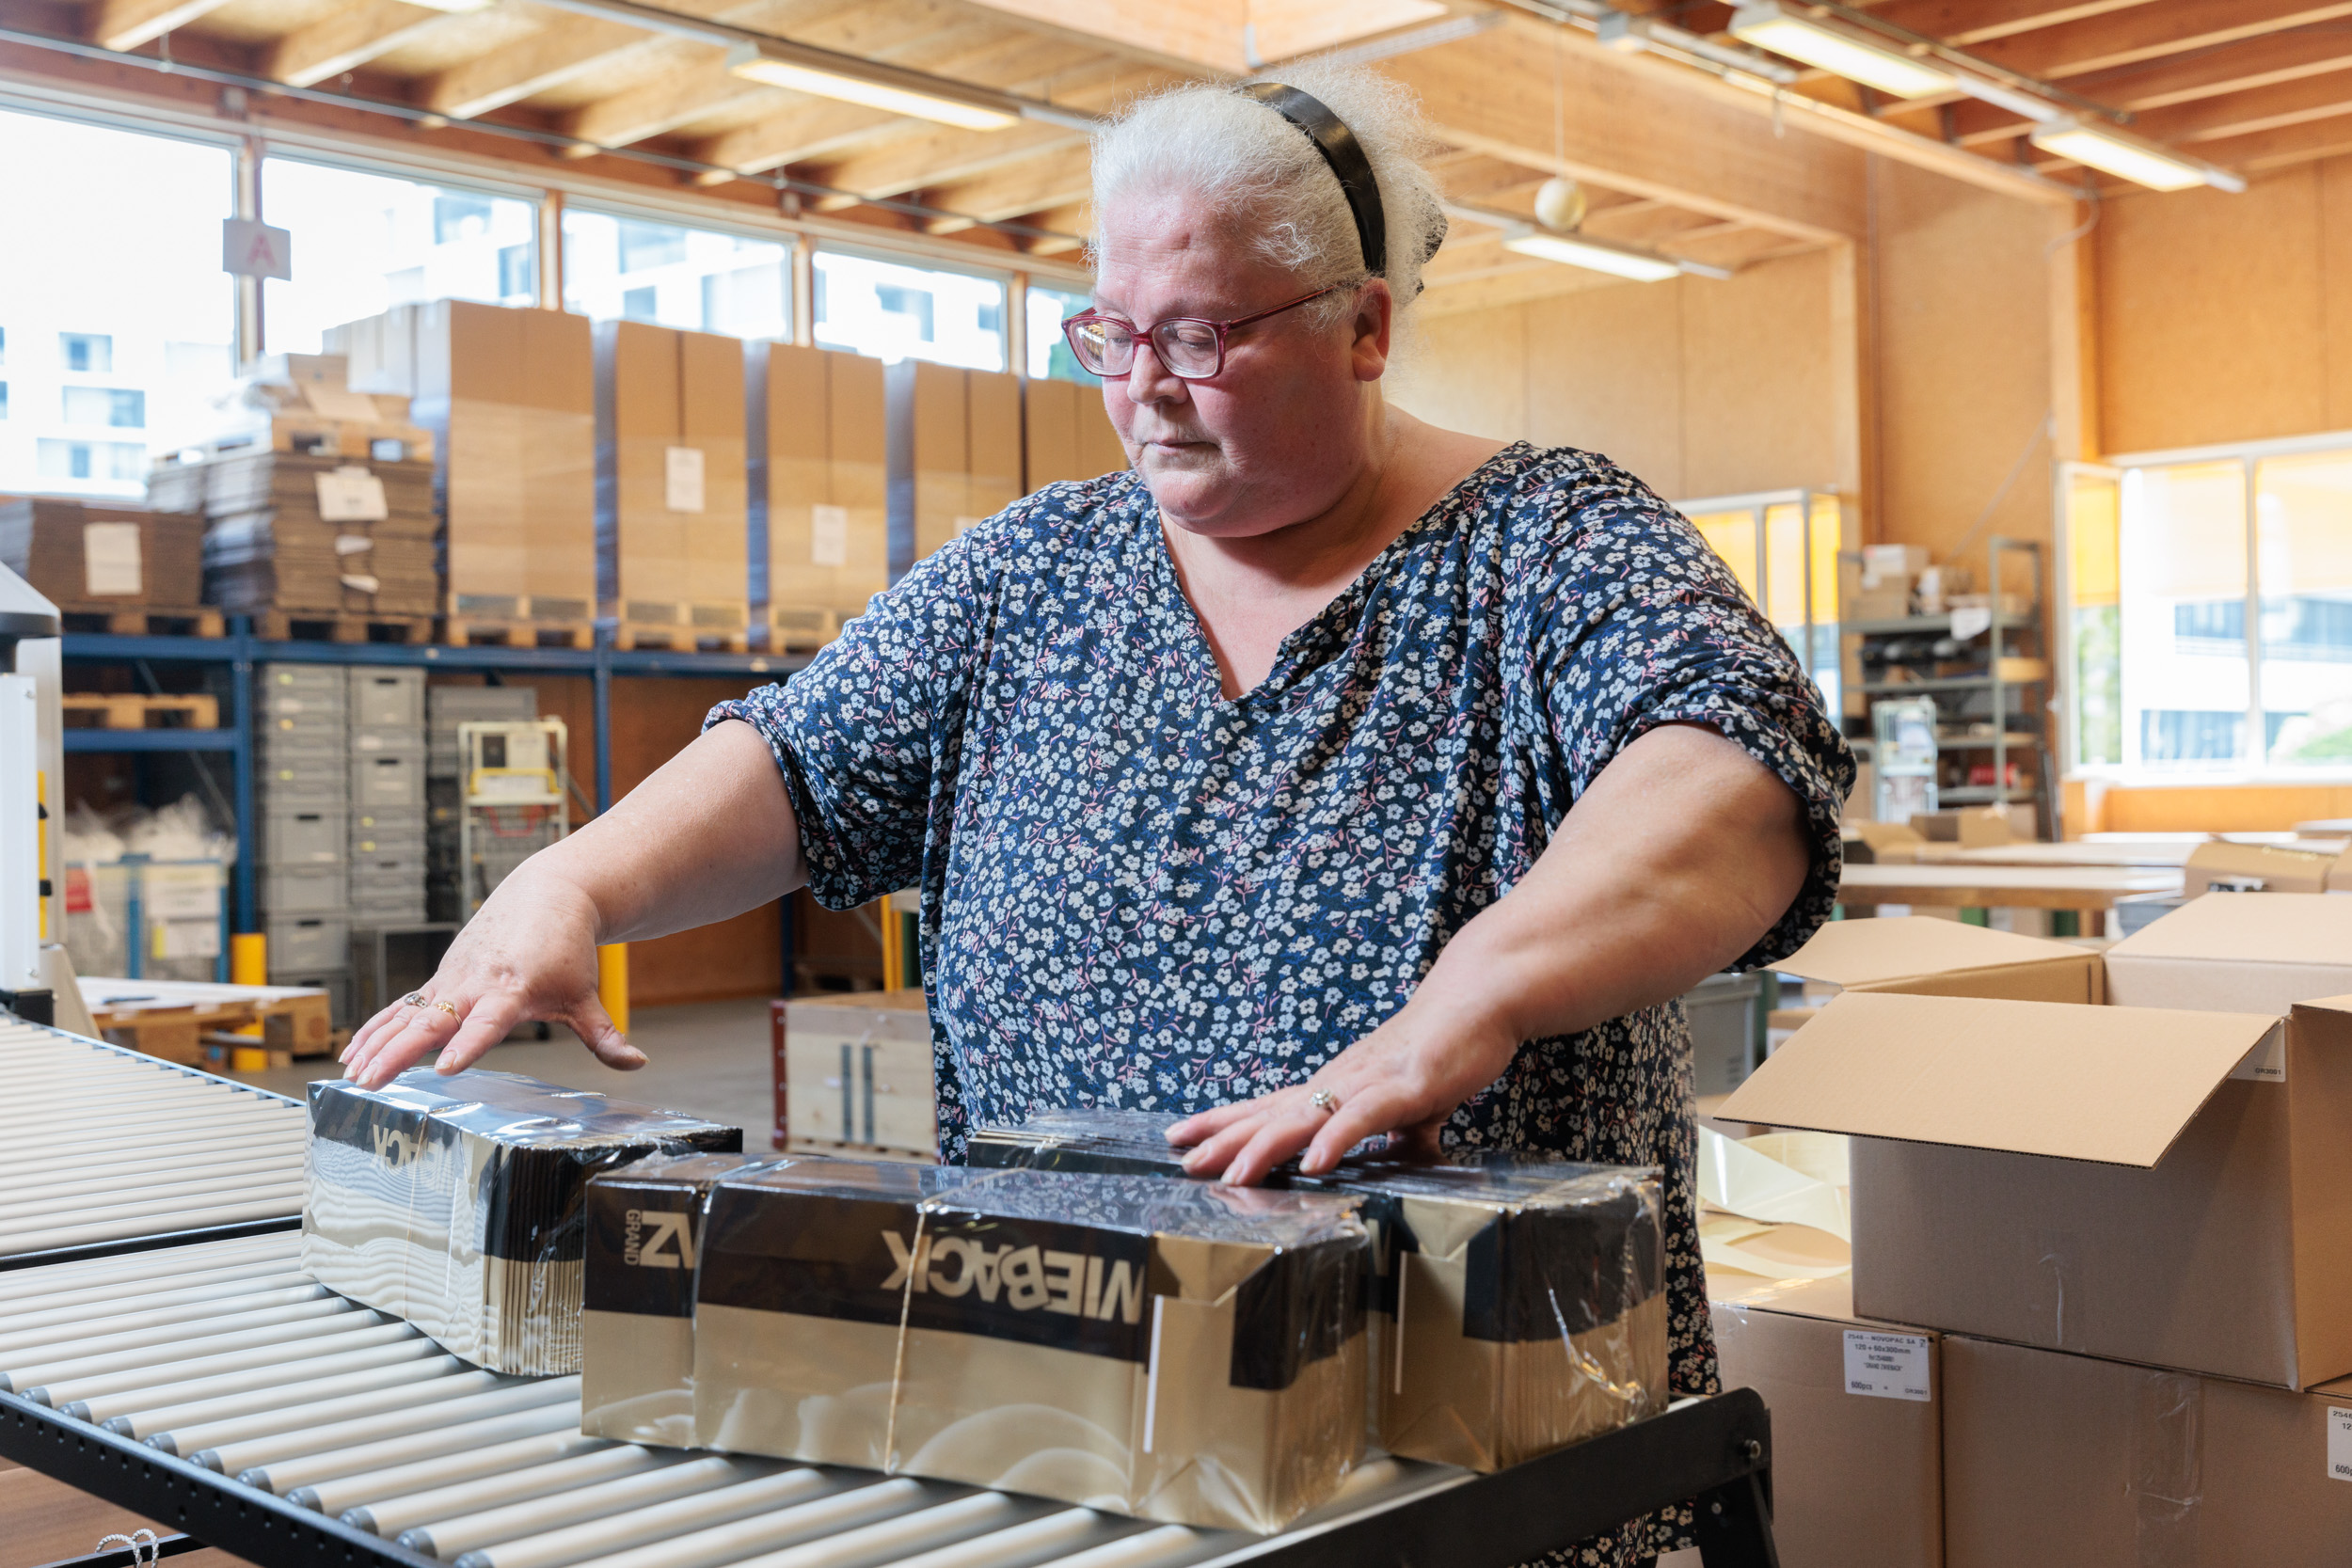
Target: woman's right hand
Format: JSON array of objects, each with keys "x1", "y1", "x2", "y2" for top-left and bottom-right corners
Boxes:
[{"x1": 339, "y1": 863, "x2": 644, "y2": 1089}]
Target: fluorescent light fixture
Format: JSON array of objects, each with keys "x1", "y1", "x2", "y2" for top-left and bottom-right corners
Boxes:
[
  {"x1": 1728, "y1": 3, "x2": 1953, "y2": 99},
  {"x1": 407, "y1": 0, "x2": 497, "y2": 12},
  {"x1": 2028, "y1": 119, "x2": 2243, "y2": 194},
  {"x1": 725, "y1": 40, "x2": 1020, "y2": 131},
  {"x1": 1502, "y1": 230, "x2": 1683, "y2": 283}
]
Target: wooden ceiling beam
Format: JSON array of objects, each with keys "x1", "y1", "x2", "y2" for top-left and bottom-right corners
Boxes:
[
  {"x1": 420, "y1": 9, "x2": 648, "y2": 119},
  {"x1": 1859, "y1": 0, "x2": 2156, "y2": 47},
  {"x1": 803, "y1": 120, "x2": 1076, "y2": 206},
  {"x1": 87, "y1": 0, "x2": 237, "y2": 52},
  {"x1": 2133, "y1": 71, "x2": 2352, "y2": 147},
  {"x1": 1964, "y1": 0, "x2": 2352, "y2": 81},
  {"x1": 921, "y1": 138, "x2": 1092, "y2": 226},
  {"x1": 696, "y1": 97, "x2": 900, "y2": 175},
  {"x1": 2188, "y1": 109, "x2": 2352, "y2": 171},
  {"x1": 559, "y1": 47, "x2": 772, "y2": 149},
  {"x1": 263, "y1": 0, "x2": 452, "y2": 88},
  {"x1": 1014, "y1": 198, "x2": 1089, "y2": 255},
  {"x1": 1932, "y1": 28, "x2": 2352, "y2": 148}
]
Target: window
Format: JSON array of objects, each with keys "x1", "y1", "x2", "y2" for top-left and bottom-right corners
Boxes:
[
  {"x1": 0, "y1": 109, "x2": 234, "y2": 498},
  {"x1": 61, "y1": 333, "x2": 113, "y2": 372},
  {"x1": 1680, "y1": 490, "x2": 1846, "y2": 716},
  {"x1": 0, "y1": 325, "x2": 8, "y2": 366},
  {"x1": 0, "y1": 383, "x2": 8, "y2": 420},
  {"x1": 62, "y1": 388, "x2": 144, "y2": 428},
  {"x1": 563, "y1": 209, "x2": 790, "y2": 341},
  {"x1": 39, "y1": 438, "x2": 146, "y2": 481},
  {"x1": 1025, "y1": 284, "x2": 1092, "y2": 382},
  {"x1": 812, "y1": 249, "x2": 1005, "y2": 371},
  {"x1": 2064, "y1": 438, "x2": 2352, "y2": 775},
  {"x1": 261, "y1": 158, "x2": 537, "y2": 355}
]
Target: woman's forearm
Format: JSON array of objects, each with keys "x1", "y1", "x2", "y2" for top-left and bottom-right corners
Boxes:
[
  {"x1": 523, "y1": 718, "x2": 808, "y2": 943},
  {"x1": 1411, "y1": 721, "x2": 1812, "y2": 1051}
]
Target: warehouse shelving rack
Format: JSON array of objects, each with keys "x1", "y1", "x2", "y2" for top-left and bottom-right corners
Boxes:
[{"x1": 61, "y1": 619, "x2": 808, "y2": 935}]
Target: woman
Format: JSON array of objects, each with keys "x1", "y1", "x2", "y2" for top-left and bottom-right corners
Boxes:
[{"x1": 346, "y1": 63, "x2": 1849, "y2": 1565}]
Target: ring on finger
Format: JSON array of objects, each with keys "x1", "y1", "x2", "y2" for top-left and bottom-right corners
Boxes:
[
  {"x1": 1308, "y1": 1088, "x2": 1341, "y2": 1115},
  {"x1": 400, "y1": 991, "x2": 430, "y2": 1008},
  {"x1": 430, "y1": 1000, "x2": 460, "y2": 1019}
]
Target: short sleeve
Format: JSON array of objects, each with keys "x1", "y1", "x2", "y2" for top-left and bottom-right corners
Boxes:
[
  {"x1": 705, "y1": 535, "x2": 988, "y2": 911},
  {"x1": 1523, "y1": 459, "x2": 1854, "y2": 969}
]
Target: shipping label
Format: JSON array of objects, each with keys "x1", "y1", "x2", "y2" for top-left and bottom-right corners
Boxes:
[
  {"x1": 1843, "y1": 1329, "x2": 1932, "y2": 1402},
  {"x1": 811, "y1": 504, "x2": 849, "y2": 568},
  {"x1": 2329, "y1": 1406, "x2": 2352, "y2": 1483}
]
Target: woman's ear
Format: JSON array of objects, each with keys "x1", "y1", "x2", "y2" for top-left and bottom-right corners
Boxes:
[{"x1": 1351, "y1": 279, "x2": 1393, "y2": 383}]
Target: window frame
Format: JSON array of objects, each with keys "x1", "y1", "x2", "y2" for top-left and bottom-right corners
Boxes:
[
  {"x1": 808, "y1": 241, "x2": 1015, "y2": 372},
  {"x1": 560, "y1": 198, "x2": 802, "y2": 340},
  {"x1": 2058, "y1": 428, "x2": 2352, "y2": 785}
]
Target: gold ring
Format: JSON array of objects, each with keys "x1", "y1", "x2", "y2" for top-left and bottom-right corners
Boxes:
[
  {"x1": 401, "y1": 992, "x2": 429, "y2": 1008},
  {"x1": 1309, "y1": 1088, "x2": 1340, "y2": 1114},
  {"x1": 431, "y1": 1000, "x2": 460, "y2": 1019}
]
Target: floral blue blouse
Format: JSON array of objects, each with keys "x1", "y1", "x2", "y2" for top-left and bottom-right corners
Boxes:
[{"x1": 710, "y1": 442, "x2": 1851, "y2": 1552}]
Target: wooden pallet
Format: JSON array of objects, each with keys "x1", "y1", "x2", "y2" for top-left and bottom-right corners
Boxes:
[
  {"x1": 248, "y1": 610, "x2": 437, "y2": 645},
  {"x1": 445, "y1": 617, "x2": 596, "y2": 650},
  {"x1": 60, "y1": 692, "x2": 221, "y2": 730},
  {"x1": 763, "y1": 607, "x2": 844, "y2": 653},
  {"x1": 56, "y1": 606, "x2": 227, "y2": 638},
  {"x1": 83, "y1": 977, "x2": 337, "y2": 1057},
  {"x1": 199, "y1": 1037, "x2": 297, "y2": 1072},
  {"x1": 612, "y1": 622, "x2": 751, "y2": 654}
]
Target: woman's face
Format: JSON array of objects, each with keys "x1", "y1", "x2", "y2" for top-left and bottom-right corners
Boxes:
[{"x1": 1090, "y1": 188, "x2": 1392, "y2": 539}]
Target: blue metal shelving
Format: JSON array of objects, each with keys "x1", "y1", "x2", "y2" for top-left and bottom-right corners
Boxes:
[{"x1": 62, "y1": 619, "x2": 808, "y2": 936}]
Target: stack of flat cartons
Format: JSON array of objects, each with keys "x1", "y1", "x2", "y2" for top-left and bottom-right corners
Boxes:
[
  {"x1": 1717, "y1": 900, "x2": 2352, "y2": 1565},
  {"x1": 0, "y1": 498, "x2": 214, "y2": 635},
  {"x1": 1021, "y1": 377, "x2": 1129, "y2": 491},
  {"x1": 348, "y1": 667, "x2": 427, "y2": 927},
  {"x1": 594, "y1": 321, "x2": 749, "y2": 650},
  {"x1": 746, "y1": 341, "x2": 888, "y2": 651},
  {"x1": 883, "y1": 361, "x2": 1021, "y2": 577},
  {"x1": 255, "y1": 663, "x2": 352, "y2": 1025},
  {"x1": 425, "y1": 684, "x2": 537, "y2": 924},
  {"x1": 186, "y1": 357, "x2": 438, "y2": 641},
  {"x1": 340, "y1": 301, "x2": 597, "y2": 649}
]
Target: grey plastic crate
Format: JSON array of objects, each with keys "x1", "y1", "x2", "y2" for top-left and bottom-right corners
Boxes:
[
  {"x1": 265, "y1": 914, "x2": 350, "y2": 974},
  {"x1": 267, "y1": 968, "x2": 355, "y2": 1030},
  {"x1": 261, "y1": 713, "x2": 345, "y2": 747},
  {"x1": 350, "y1": 923, "x2": 459, "y2": 1022},
  {"x1": 261, "y1": 809, "x2": 347, "y2": 867},
  {"x1": 352, "y1": 750, "x2": 427, "y2": 810},
  {"x1": 353, "y1": 856, "x2": 427, "y2": 884},
  {"x1": 428, "y1": 688, "x2": 538, "y2": 777},
  {"x1": 350, "y1": 668, "x2": 426, "y2": 730},
  {"x1": 352, "y1": 830, "x2": 428, "y2": 859},
  {"x1": 258, "y1": 664, "x2": 344, "y2": 697},
  {"x1": 259, "y1": 866, "x2": 348, "y2": 914},
  {"x1": 1684, "y1": 971, "x2": 1765, "y2": 1098},
  {"x1": 353, "y1": 805, "x2": 428, "y2": 832}
]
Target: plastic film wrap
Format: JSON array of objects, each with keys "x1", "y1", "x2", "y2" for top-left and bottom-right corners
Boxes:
[
  {"x1": 968, "y1": 1106, "x2": 1669, "y2": 1472},
  {"x1": 691, "y1": 1158, "x2": 1369, "y2": 1532},
  {"x1": 304, "y1": 1069, "x2": 739, "y2": 1375}
]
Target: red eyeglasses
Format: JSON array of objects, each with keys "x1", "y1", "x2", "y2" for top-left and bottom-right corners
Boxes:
[{"x1": 1060, "y1": 285, "x2": 1343, "y2": 381}]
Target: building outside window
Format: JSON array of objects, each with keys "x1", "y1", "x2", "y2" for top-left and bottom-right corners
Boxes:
[
  {"x1": 562, "y1": 209, "x2": 791, "y2": 341},
  {"x1": 1025, "y1": 283, "x2": 1092, "y2": 383},
  {"x1": 262, "y1": 158, "x2": 538, "y2": 355},
  {"x1": 2066, "y1": 439, "x2": 2352, "y2": 775},
  {"x1": 812, "y1": 249, "x2": 1005, "y2": 371},
  {"x1": 0, "y1": 108, "x2": 234, "y2": 499}
]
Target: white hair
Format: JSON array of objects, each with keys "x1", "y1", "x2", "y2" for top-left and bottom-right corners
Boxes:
[{"x1": 1089, "y1": 61, "x2": 1447, "y2": 329}]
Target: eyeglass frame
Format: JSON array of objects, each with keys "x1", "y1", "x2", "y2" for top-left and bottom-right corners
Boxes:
[{"x1": 1059, "y1": 283, "x2": 1349, "y2": 382}]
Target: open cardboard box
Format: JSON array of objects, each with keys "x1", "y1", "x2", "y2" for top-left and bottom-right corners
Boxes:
[
  {"x1": 2181, "y1": 839, "x2": 2352, "y2": 895},
  {"x1": 1724, "y1": 898, "x2": 2352, "y2": 1389}
]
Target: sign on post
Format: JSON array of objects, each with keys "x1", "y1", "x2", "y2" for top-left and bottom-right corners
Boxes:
[{"x1": 221, "y1": 217, "x2": 293, "y2": 280}]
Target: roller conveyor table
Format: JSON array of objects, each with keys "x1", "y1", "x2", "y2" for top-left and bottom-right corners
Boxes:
[{"x1": 0, "y1": 1017, "x2": 1780, "y2": 1567}]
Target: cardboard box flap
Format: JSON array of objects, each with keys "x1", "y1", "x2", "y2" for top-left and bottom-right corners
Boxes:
[
  {"x1": 1776, "y1": 916, "x2": 2090, "y2": 988},
  {"x1": 1715, "y1": 991, "x2": 2280, "y2": 1167},
  {"x1": 2109, "y1": 891, "x2": 2352, "y2": 965}
]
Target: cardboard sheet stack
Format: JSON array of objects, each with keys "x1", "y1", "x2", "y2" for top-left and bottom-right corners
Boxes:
[
  {"x1": 339, "y1": 300, "x2": 597, "y2": 637},
  {"x1": 967, "y1": 1108, "x2": 1670, "y2": 1472},
  {"x1": 685, "y1": 1160, "x2": 1369, "y2": 1532},
  {"x1": 0, "y1": 498, "x2": 203, "y2": 616},
  {"x1": 594, "y1": 321, "x2": 749, "y2": 645},
  {"x1": 883, "y1": 360, "x2": 1021, "y2": 574},
  {"x1": 305, "y1": 1068, "x2": 739, "y2": 1374},
  {"x1": 1022, "y1": 376, "x2": 1130, "y2": 492},
  {"x1": 1712, "y1": 898, "x2": 2352, "y2": 1566},
  {"x1": 747, "y1": 341, "x2": 887, "y2": 651}
]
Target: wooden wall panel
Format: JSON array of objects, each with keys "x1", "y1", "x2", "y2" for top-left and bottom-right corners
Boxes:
[
  {"x1": 2325, "y1": 156, "x2": 2352, "y2": 435},
  {"x1": 1681, "y1": 249, "x2": 1838, "y2": 499},
  {"x1": 2092, "y1": 784, "x2": 2352, "y2": 834},
  {"x1": 1392, "y1": 307, "x2": 1529, "y2": 444},
  {"x1": 2099, "y1": 164, "x2": 2329, "y2": 454},
  {"x1": 1870, "y1": 158, "x2": 2055, "y2": 565},
  {"x1": 1521, "y1": 281, "x2": 1686, "y2": 496}
]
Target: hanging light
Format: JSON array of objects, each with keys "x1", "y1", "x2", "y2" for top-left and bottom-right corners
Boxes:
[
  {"x1": 1502, "y1": 230, "x2": 1683, "y2": 283},
  {"x1": 2028, "y1": 119, "x2": 2246, "y2": 194},
  {"x1": 1727, "y1": 3, "x2": 1954, "y2": 100},
  {"x1": 1533, "y1": 178, "x2": 1588, "y2": 233},
  {"x1": 725, "y1": 40, "x2": 1019, "y2": 131}
]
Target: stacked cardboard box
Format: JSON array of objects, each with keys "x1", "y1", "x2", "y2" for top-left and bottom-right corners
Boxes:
[
  {"x1": 256, "y1": 663, "x2": 351, "y2": 1024},
  {"x1": 424, "y1": 685, "x2": 537, "y2": 924},
  {"x1": 746, "y1": 342, "x2": 888, "y2": 650},
  {"x1": 0, "y1": 498, "x2": 204, "y2": 616},
  {"x1": 594, "y1": 321, "x2": 749, "y2": 647},
  {"x1": 1719, "y1": 899, "x2": 2352, "y2": 1563},
  {"x1": 1021, "y1": 376, "x2": 1129, "y2": 490},
  {"x1": 884, "y1": 361, "x2": 1021, "y2": 575},
  {"x1": 182, "y1": 357, "x2": 438, "y2": 626},
  {"x1": 348, "y1": 667, "x2": 427, "y2": 927},
  {"x1": 341, "y1": 301, "x2": 597, "y2": 640}
]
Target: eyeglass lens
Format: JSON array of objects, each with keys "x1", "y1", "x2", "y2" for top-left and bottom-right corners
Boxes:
[{"x1": 1068, "y1": 318, "x2": 1222, "y2": 379}]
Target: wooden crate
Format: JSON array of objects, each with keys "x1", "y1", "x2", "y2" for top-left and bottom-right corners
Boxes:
[
  {"x1": 61, "y1": 692, "x2": 221, "y2": 730},
  {"x1": 82, "y1": 977, "x2": 336, "y2": 1057},
  {"x1": 247, "y1": 610, "x2": 436, "y2": 645}
]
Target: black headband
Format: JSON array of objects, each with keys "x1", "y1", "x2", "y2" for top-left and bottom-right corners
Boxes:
[{"x1": 1241, "y1": 81, "x2": 1390, "y2": 278}]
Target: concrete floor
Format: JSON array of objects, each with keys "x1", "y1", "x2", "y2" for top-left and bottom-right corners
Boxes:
[{"x1": 245, "y1": 996, "x2": 778, "y2": 1148}]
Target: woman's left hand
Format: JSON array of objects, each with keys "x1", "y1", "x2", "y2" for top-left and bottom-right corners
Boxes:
[{"x1": 1168, "y1": 995, "x2": 1521, "y2": 1184}]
